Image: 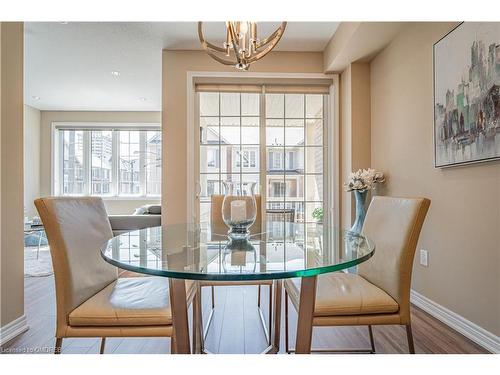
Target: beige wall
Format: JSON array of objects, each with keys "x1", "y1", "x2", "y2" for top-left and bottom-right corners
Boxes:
[
  {"x1": 339, "y1": 62, "x2": 371, "y2": 229},
  {"x1": 340, "y1": 67, "x2": 352, "y2": 228},
  {"x1": 324, "y1": 22, "x2": 403, "y2": 73},
  {"x1": 162, "y1": 50, "x2": 324, "y2": 224},
  {"x1": 24, "y1": 105, "x2": 41, "y2": 218},
  {"x1": 370, "y1": 22, "x2": 500, "y2": 335},
  {"x1": 39, "y1": 111, "x2": 161, "y2": 215},
  {"x1": 0, "y1": 22, "x2": 24, "y2": 327}
]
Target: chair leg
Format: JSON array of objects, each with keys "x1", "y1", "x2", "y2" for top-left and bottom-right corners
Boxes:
[
  {"x1": 37, "y1": 232, "x2": 43, "y2": 260},
  {"x1": 406, "y1": 324, "x2": 415, "y2": 354},
  {"x1": 368, "y1": 326, "x2": 376, "y2": 353},
  {"x1": 256, "y1": 284, "x2": 271, "y2": 345},
  {"x1": 192, "y1": 282, "x2": 204, "y2": 354},
  {"x1": 192, "y1": 299, "x2": 198, "y2": 353},
  {"x1": 99, "y1": 338, "x2": 106, "y2": 354},
  {"x1": 203, "y1": 286, "x2": 216, "y2": 341},
  {"x1": 268, "y1": 284, "x2": 273, "y2": 345},
  {"x1": 171, "y1": 335, "x2": 176, "y2": 354},
  {"x1": 54, "y1": 338, "x2": 63, "y2": 354},
  {"x1": 211, "y1": 286, "x2": 215, "y2": 309},
  {"x1": 284, "y1": 289, "x2": 290, "y2": 354}
]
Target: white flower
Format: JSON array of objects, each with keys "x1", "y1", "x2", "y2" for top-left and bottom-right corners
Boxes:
[{"x1": 344, "y1": 168, "x2": 385, "y2": 192}]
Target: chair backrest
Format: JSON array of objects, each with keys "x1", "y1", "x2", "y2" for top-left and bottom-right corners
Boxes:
[
  {"x1": 34, "y1": 197, "x2": 117, "y2": 333},
  {"x1": 210, "y1": 194, "x2": 262, "y2": 235},
  {"x1": 358, "y1": 196, "x2": 430, "y2": 322},
  {"x1": 266, "y1": 208, "x2": 295, "y2": 223}
]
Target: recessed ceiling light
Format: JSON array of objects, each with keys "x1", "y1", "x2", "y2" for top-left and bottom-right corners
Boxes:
[
  {"x1": 32, "y1": 96, "x2": 40, "y2": 100},
  {"x1": 139, "y1": 97, "x2": 147, "y2": 102},
  {"x1": 111, "y1": 71, "x2": 120, "y2": 77}
]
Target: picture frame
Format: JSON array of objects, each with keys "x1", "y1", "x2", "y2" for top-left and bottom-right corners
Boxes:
[{"x1": 433, "y1": 22, "x2": 500, "y2": 168}]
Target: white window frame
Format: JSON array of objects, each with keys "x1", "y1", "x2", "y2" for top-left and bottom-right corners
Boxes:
[
  {"x1": 51, "y1": 122, "x2": 161, "y2": 200},
  {"x1": 207, "y1": 148, "x2": 218, "y2": 168},
  {"x1": 189, "y1": 72, "x2": 340, "y2": 231},
  {"x1": 272, "y1": 151, "x2": 284, "y2": 170}
]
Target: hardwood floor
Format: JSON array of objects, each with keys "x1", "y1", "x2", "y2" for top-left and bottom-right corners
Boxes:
[{"x1": 1, "y1": 275, "x2": 488, "y2": 354}]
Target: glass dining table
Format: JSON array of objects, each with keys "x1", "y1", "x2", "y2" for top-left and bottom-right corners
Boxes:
[{"x1": 100, "y1": 222, "x2": 375, "y2": 354}]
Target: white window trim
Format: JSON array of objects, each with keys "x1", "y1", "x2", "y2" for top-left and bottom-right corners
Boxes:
[
  {"x1": 51, "y1": 122, "x2": 161, "y2": 199},
  {"x1": 188, "y1": 71, "x2": 340, "y2": 229}
]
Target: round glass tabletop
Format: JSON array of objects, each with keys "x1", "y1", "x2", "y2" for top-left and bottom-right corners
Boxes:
[{"x1": 101, "y1": 223, "x2": 375, "y2": 281}]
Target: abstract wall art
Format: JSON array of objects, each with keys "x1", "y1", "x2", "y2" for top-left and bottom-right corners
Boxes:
[{"x1": 434, "y1": 22, "x2": 500, "y2": 167}]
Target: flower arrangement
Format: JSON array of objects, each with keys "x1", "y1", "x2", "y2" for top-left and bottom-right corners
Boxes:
[{"x1": 345, "y1": 168, "x2": 385, "y2": 192}]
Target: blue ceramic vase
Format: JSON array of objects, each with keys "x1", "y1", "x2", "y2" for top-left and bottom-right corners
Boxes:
[{"x1": 350, "y1": 190, "x2": 368, "y2": 234}]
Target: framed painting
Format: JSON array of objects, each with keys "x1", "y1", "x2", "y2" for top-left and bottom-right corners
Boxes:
[{"x1": 434, "y1": 22, "x2": 500, "y2": 167}]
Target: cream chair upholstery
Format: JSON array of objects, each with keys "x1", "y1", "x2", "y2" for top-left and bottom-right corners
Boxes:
[
  {"x1": 284, "y1": 196, "x2": 431, "y2": 353},
  {"x1": 201, "y1": 194, "x2": 273, "y2": 344},
  {"x1": 35, "y1": 197, "x2": 195, "y2": 354}
]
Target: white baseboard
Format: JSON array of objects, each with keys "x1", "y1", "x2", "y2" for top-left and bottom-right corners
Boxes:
[
  {"x1": 0, "y1": 315, "x2": 29, "y2": 346},
  {"x1": 410, "y1": 289, "x2": 500, "y2": 353}
]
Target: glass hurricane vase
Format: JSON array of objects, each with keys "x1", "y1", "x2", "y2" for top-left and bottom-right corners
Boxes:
[{"x1": 222, "y1": 181, "x2": 257, "y2": 239}]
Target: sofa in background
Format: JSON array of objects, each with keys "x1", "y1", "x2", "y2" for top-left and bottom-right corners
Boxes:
[{"x1": 108, "y1": 204, "x2": 161, "y2": 235}]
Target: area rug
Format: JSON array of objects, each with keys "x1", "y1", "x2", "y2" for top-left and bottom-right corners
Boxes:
[{"x1": 24, "y1": 246, "x2": 53, "y2": 277}]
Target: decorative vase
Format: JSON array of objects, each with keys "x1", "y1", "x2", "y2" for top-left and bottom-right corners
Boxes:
[
  {"x1": 222, "y1": 181, "x2": 257, "y2": 239},
  {"x1": 350, "y1": 190, "x2": 368, "y2": 234}
]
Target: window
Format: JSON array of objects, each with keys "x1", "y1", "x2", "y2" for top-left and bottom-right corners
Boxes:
[
  {"x1": 270, "y1": 151, "x2": 283, "y2": 170},
  {"x1": 198, "y1": 90, "x2": 328, "y2": 225},
  {"x1": 286, "y1": 151, "x2": 295, "y2": 170},
  {"x1": 91, "y1": 130, "x2": 112, "y2": 196},
  {"x1": 207, "y1": 180, "x2": 218, "y2": 196},
  {"x1": 249, "y1": 150, "x2": 256, "y2": 167},
  {"x1": 272, "y1": 181, "x2": 285, "y2": 197},
  {"x1": 265, "y1": 92, "x2": 323, "y2": 223},
  {"x1": 119, "y1": 131, "x2": 140, "y2": 195},
  {"x1": 235, "y1": 149, "x2": 257, "y2": 168},
  {"x1": 55, "y1": 126, "x2": 161, "y2": 198},
  {"x1": 62, "y1": 130, "x2": 85, "y2": 195},
  {"x1": 243, "y1": 150, "x2": 257, "y2": 168},
  {"x1": 207, "y1": 149, "x2": 219, "y2": 168},
  {"x1": 145, "y1": 131, "x2": 162, "y2": 196}
]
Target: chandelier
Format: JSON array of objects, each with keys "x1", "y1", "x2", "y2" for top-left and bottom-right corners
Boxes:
[{"x1": 198, "y1": 22, "x2": 287, "y2": 71}]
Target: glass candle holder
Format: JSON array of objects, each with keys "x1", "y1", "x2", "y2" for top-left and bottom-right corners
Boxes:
[{"x1": 222, "y1": 181, "x2": 257, "y2": 239}]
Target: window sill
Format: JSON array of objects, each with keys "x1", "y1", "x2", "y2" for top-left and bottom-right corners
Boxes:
[{"x1": 102, "y1": 196, "x2": 161, "y2": 201}]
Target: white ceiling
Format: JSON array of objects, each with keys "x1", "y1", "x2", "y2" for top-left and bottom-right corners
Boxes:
[{"x1": 24, "y1": 22, "x2": 339, "y2": 111}]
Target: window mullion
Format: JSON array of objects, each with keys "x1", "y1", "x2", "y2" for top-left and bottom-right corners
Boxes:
[
  {"x1": 218, "y1": 92, "x2": 221, "y2": 195},
  {"x1": 112, "y1": 131, "x2": 119, "y2": 197},
  {"x1": 323, "y1": 93, "x2": 331, "y2": 227},
  {"x1": 303, "y1": 94, "x2": 306, "y2": 224},
  {"x1": 57, "y1": 130, "x2": 63, "y2": 196},
  {"x1": 259, "y1": 86, "x2": 267, "y2": 229},
  {"x1": 84, "y1": 131, "x2": 91, "y2": 196},
  {"x1": 282, "y1": 93, "x2": 286, "y2": 237},
  {"x1": 139, "y1": 132, "x2": 146, "y2": 196}
]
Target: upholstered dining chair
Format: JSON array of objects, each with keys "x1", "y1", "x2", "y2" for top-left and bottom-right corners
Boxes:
[
  {"x1": 283, "y1": 196, "x2": 431, "y2": 354},
  {"x1": 34, "y1": 197, "x2": 196, "y2": 354},
  {"x1": 200, "y1": 194, "x2": 274, "y2": 344}
]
